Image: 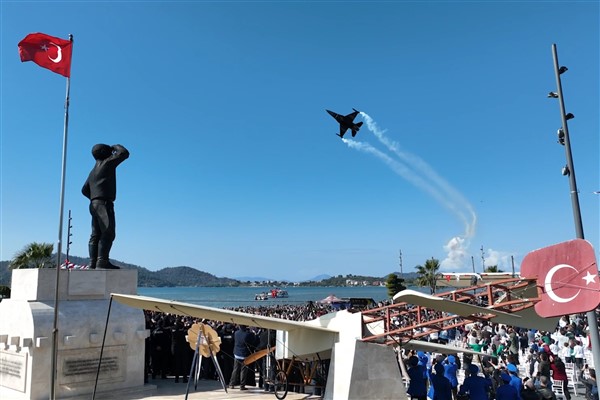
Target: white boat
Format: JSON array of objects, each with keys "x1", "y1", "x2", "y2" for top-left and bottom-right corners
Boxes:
[{"x1": 254, "y1": 292, "x2": 269, "y2": 300}]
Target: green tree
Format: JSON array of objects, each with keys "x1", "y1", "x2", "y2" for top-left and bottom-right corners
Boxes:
[
  {"x1": 415, "y1": 257, "x2": 441, "y2": 294},
  {"x1": 484, "y1": 265, "x2": 503, "y2": 272},
  {"x1": 0, "y1": 285, "x2": 10, "y2": 299},
  {"x1": 386, "y1": 273, "x2": 406, "y2": 298},
  {"x1": 10, "y1": 242, "x2": 55, "y2": 269}
]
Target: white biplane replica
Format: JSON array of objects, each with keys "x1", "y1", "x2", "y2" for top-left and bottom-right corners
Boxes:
[{"x1": 109, "y1": 276, "x2": 555, "y2": 400}]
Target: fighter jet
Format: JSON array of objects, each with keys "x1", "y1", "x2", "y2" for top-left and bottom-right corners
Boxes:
[{"x1": 326, "y1": 108, "x2": 363, "y2": 138}]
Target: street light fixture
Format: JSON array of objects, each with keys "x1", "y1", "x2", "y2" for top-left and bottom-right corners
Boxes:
[
  {"x1": 557, "y1": 129, "x2": 565, "y2": 145},
  {"x1": 550, "y1": 42, "x2": 600, "y2": 374}
]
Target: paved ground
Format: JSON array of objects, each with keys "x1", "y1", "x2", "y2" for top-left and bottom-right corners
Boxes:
[
  {"x1": 118, "y1": 375, "x2": 589, "y2": 400},
  {"x1": 100, "y1": 377, "x2": 319, "y2": 400}
]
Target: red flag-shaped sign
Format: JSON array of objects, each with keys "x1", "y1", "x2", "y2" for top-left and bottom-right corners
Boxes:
[
  {"x1": 521, "y1": 239, "x2": 600, "y2": 317},
  {"x1": 18, "y1": 32, "x2": 72, "y2": 77}
]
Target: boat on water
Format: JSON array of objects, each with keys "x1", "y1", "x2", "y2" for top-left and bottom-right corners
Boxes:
[
  {"x1": 272, "y1": 288, "x2": 288, "y2": 298},
  {"x1": 254, "y1": 288, "x2": 289, "y2": 300},
  {"x1": 254, "y1": 292, "x2": 269, "y2": 300}
]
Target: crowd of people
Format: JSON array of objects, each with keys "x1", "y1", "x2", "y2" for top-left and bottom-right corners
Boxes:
[
  {"x1": 402, "y1": 311, "x2": 599, "y2": 400},
  {"x1": 405, "y1": 349, "x2": 597, "y2": 400},
  {"x1": 142, "y1": 298, "x2": 598, "y2": 400},
  {"x1": 143, "y1": 301, "x2": 334, "y2": 387}
]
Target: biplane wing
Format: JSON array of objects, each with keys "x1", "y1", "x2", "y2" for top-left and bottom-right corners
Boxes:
[
  {"x1": 400, "y1": 339, "x2": 493, "y2": 356},
  {"x1": 111, "y1": 293, "x2": 341, "y2": 358},
  {"x1": 393, "y1": 289, "x2": 558, "y2": 332},
  {"x1": 112, "y1": 293, "x2": 338, "y2": 334}
]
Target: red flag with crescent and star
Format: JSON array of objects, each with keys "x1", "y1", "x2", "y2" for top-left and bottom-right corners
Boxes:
[
  {"x1": 18, "y1": 33, "x2": 72, "y2": 77},
  {"x1": 521, "y1": 239, "x2": 600, "y2": 318}
]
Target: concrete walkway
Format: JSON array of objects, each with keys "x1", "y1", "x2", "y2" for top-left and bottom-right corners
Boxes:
[
  {"x1": 121, "y1": 375, "x2": 589, "y2": 400},
  {"x1": 102, "y1": 377, "x2": 318, "y2": 400}
]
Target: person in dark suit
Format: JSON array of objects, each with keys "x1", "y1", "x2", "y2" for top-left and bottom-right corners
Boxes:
[
  {"x1": 170, "y1": 319, "x2": 189, "y2": 383},
  {"x1": 217, "y1": 323, "x2": 235, "y2": 385}
]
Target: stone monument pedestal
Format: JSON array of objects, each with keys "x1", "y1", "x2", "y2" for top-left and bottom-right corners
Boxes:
[
  {"x1": 0, "y1": 269, "x2": 152, "y2": 399},
  {"x1": 324, "y1": 339, "x2": 407, "y2": 400}
]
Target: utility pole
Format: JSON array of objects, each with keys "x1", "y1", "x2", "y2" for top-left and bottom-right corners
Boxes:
[
  {"x1": 510, "y1": 255, "x2": 515, "y2": 277},
  {"x1": 549, "y1": 43, "x2": 600, "y2": 372},
  {"x1": 471, "y1": 256, "x2": 475, "y2": 273},
  {"x1": 480, "y1": 246, "x2": 485, "y2": 272},
  {"x1": 399, "y1": 249, "x2": 403, "y2": 278}
]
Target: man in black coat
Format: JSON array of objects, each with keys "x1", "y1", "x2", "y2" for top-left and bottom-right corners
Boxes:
[
  {"x1": 170, "y1": 319, "x2": 190, "y2": 383},
  {"x1": 82, "y1": 143, "x2": 129, "y2": 269},
  {"x1": 150, "y1": 319, "x2": 171, "y2": 379},
  {"x1": 217, "y1": 324, "x2": 235, "y2": 385},
  {"x1": 228, "y1": 325, "x2": 257, "y2": 390}
]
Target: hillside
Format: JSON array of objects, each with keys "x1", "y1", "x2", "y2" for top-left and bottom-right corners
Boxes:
[
  {"x1": 0, "y1": 256, "x2": 415, "y2": 288},
  {"x1": 0, "y1": 255, "x2": 239, "y2": 288}
]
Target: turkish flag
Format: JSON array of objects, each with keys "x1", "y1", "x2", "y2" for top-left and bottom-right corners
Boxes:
[
  {"x1": 18, "y1": 33, "x2": 72, "y2": 77},
  {"x1": 521, "y1": 239, "x2": 600, "y2": 317}
]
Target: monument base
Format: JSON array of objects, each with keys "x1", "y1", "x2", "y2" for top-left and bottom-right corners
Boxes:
[
  {"x1": 324, "y1": 340, "x2": 406, "y2": 400},
  {"x1": 0, "y1": 269, "x2": 149, "y2": 400}
]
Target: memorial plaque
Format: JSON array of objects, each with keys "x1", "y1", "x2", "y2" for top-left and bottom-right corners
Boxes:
[
  {"x1": 59, "y1": 345, "x2": 126, "y2": 385},
  {"x1": 0, "y1": 351, "x2": 27, "y2": 392}
]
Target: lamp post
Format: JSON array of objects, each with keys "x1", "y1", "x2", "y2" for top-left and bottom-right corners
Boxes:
[{"x1": 550, "y1": 43, "x2": 600, "y2": 371}]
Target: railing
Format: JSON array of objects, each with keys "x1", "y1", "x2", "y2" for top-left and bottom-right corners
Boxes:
[{"x1": 361, "y1": 277, "x2": 540, "y2": 345}]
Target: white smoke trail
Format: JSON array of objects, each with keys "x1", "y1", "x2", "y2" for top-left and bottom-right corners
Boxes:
[
  {"x1": 342, "y1": 139, "x2": 466, "y2": 214},
  {"x1": 346, "y1": 113, "x2": 478, "y2": 270}
]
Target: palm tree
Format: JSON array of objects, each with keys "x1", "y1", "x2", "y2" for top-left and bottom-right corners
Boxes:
[
  {"x1": 415, "y1": 257, "x2": 441, "y2": 294},
  {"x1": 10, "y1": 242, "x2": 55, "y2": 269},
  {"x1": 484, "y1": 265, "x2": 504, "y2": 273}
]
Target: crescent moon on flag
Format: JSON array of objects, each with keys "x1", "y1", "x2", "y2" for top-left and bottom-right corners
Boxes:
[
  {"x1": 47, "y1": 42, "x2": 62, "y2": 63},
  {"x1": 544, "y1": 263, "x2": 581, "y2": 303}
]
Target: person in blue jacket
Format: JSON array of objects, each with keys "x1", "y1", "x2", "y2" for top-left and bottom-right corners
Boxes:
[
  {"x1": 443, "y1": 355, "x2": 459, "y2": 399},
  {"x1": 496, "y1": 372, "x2": 519, "y2": 400},
  {"x1": 506, "y1": 363, "x2": 523, "y2": 400},
  {"x1": 431, "y1": 363, "x2": 452, "y2": 400},
  {"x1": 406, "y1": 356, "x2": 427, "y2": 400},
  {"x1": 458, "y1": 364, "x2": 491, "y2": 400}
]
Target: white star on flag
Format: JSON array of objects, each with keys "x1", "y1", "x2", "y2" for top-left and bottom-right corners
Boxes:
[
  {"x1": 40, "y1": 44, "x2": 48, "y2": 51},
  {"x1": 582, "y1": 270, "x2": 597, "y2": 285}
]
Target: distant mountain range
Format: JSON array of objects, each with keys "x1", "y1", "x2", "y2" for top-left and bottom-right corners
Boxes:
[
  {"x1": 0, "y1": 255, "x2": 238, "y2": 288},
  {"x1": 0, "y1": 255, "x2": 416, "y2": 288}
]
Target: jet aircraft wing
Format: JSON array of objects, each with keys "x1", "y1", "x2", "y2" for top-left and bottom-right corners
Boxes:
[{"x1": 346, "y1": 110, "x2": 360, "y2": 121}]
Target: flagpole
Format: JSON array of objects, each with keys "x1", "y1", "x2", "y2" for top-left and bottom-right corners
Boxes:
[{"x1": 49, "y1": 33, "x2": 73, "y2": 400}]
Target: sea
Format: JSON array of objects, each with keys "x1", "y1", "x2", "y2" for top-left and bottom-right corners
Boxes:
[{"x1": 137, "y1": 286, "x2": 395, "y2": 309}]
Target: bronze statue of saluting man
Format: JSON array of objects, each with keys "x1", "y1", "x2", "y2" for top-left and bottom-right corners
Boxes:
[{"x1": 82, "y1": 144, "x2": 129, "y2": 269}]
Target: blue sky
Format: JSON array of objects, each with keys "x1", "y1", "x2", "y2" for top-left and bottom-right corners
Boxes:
[{"x1": 1, "y1": 1, "x2": 598, "y2": 281}]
